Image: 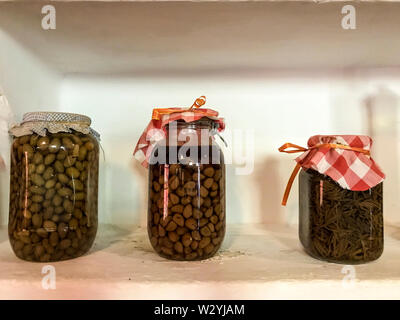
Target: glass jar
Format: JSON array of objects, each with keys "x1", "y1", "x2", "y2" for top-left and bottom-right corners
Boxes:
[
  {"x1": 147, "y1": 119, "x2": 226, "y2": 260},
  {"x1": 9, "y1": 113, "x2": 100, "y2": 262},
  {"x1": 299, "y1": 169, "x2": 383, "y2": 264}
]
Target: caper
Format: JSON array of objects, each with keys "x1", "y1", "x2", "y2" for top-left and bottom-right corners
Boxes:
[
  {"x1": 69, "y1": 179, "x2": 84, "y2": 191},
  {"x1": 57, "y1": 187, "x2": 73, "y2": 197},
  {"x1": 36, "y1": 164, "x2": 46, "y2": 174},
  {"x1": 45, "y1": 188, "x2": 56, "y2": 200},
  {"x1": 49, "y1": 232, "x2": 59, "y2": 246},
  {"x1": 54, "y1": 160, "x2": 64, "y2": 173},
  {"x1": 57, "y1": 150, "x2": 67, "y2": 160},
  {"x1": 63, "y1": 199, "x2": 74, "y2": 213},
  {"x1": 52, "y1": 195, "x2": 63, "y2": 206},
  {"x1": 37, "y1": 136, "x2": 50, "y2": 151},
  {"x1": 43, "y1": 220, "x2": 57, "y2": 232},
  {"x1": 28, "y1": 163, "x2": 36, "y2": 174},
  {"x1": 32, "y1": 214, "x2": 43, "y2": 228},
  {"x1": 31, "y1": 195, "x2": 44, "y2": 203},
  {"x1": 78, "y1": 146, "x2": 87, "y2": 161},
  {"x1": 43, "y1": 167, "x2": 55, "y2": 180},
  {"x1": 63, "y1": 155, "x2": 76, "y2": 168},
  {"x1": 44, "y1": 179, "x2": 56, "y2": 189},
  {"x1": 66, "y1": 167, "x2": 80, "y2": 179},
  {"x1": 62, "y1": 137, "x2": 74, "y2": 150},
  {"x1": 57, "y1": 173, "x2": 69, "y2": 184},
  {"x1": 85, "y1": 141, "x2": 95, "y2": 151},
  {"x1": 22, "y1": 144, "x2": 34, "y2": 158},
  {"x1": 48, "y1": 138, "x2": 61, "y2": 153},
  {"x1": 54, "y1": 206, "x2": 64, "y2": 215},
  {"x1": 30, "y1": 185, "x2": 46, "y2": 195},
  {"x1": 44, "y1": 154, "x2": 56, "y2": 165},
  {"x1": 31, "y1": 174, "x2": 45, "y2": 186},
  {"x1": 33, "y1": 152, "x2": 43, "y2": 164}
]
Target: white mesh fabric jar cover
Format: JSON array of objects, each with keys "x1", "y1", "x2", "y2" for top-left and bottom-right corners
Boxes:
[{"x1": 9, "y1": 111, "x2": 100, "y2": 140}]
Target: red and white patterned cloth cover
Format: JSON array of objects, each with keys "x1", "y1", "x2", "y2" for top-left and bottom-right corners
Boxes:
[
  {"x1": 296, "y1": 135, "x2": 385, "y2": 191},
  {"x1": 134, "y1": 107, "x2": 225, "y2": 168}
]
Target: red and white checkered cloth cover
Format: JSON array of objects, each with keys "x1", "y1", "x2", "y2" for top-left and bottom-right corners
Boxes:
[
  {"x1": 134, "y1": 108, "x2": 225, "y2": 168},
  {"x1": 296, "y1": 135, "x2": 385, "y2": 191}
]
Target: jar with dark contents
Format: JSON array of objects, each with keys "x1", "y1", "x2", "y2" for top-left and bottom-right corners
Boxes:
[
  {"x1": 280, "y1": 135, "x2": 385, "y2": 264},
  {"x1": 148, "y1": 119, "x2": 226, "y2": 260},
  {"x1": 8, "y1": 112, "x2": 100, "y2": 262},
  {"x1": 299, "y1": 169, "x2": 383, "y2": 264}
]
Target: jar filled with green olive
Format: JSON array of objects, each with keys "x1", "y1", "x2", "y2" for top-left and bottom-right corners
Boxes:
[
  {"x1": 9, "y1": 112, "x2": 100, "y2": 262},
  {"x1": 134, "y1": 97, "x2": 226, "y2": 261}
]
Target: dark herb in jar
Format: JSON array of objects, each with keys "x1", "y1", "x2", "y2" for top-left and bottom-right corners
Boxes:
[{"x1": 299, "y1": 169, "x2": 383, "y2": 264}]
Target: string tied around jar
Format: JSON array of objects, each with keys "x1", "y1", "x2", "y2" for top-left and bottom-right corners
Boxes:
[
  {"x1": 278, "y1": 141, "x2": 372, "y2": 206},
  {"x1": 188, "y1": 95, "x2": 206, "y2": 110},
  {"x1": 135, "y1": 96, "x2": 226, "y2": 168}
]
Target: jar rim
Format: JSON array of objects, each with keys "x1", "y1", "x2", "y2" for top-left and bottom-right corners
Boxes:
[{"x1": 167, "y1": 118, "x2": 219, "y2": 130}]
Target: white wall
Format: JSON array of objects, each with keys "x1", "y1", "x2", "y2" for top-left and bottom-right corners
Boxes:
[
  {"x1": 0, "y1": 29, "x2": 62, "y2": 226},
  {"x1": 1, "y1": 63, "x2": 399, "y2": 227},
  {"x1": 58, "y1": 72, "x2": 394, "y2": 226}
]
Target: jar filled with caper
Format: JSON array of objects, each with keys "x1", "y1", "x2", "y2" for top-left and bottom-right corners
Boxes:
[
  {"x1": 9, "y1": 112, "x2": 100, "y2": 262},
  {"x1": 134, "y1": 97, "x2": 226, "y2": 261}
]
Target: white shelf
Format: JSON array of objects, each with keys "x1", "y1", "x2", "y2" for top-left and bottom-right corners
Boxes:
[
  {"x1": 1, "y1": 224, "x2": 400, "y2": 299},
  {"x1": 1, "y1": 1, "x2": 400, "y2": 300}
]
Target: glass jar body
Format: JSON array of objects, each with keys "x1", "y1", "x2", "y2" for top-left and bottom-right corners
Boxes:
[
  {"x1": 147, "y1": 123, "x2": 226, "y2": 261},
  {"x1": 299, "y1": 169, "x2": 383, "y2": 264},
  {"x1": 9, "y1": 131, "x2": 99, "y2": 262}
]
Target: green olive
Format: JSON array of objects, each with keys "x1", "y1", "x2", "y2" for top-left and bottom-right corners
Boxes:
[
  {"x1": 66, "y1": 167, "x2": 80, "y2": 179},
  {"x1": 48, "y1": 138, "x2": 61, "y2": 153},
  {"x1": 44, "y1": 179, "x2": 56, "y2": 189},
  {"x1": 57, "y1": 173, "x2": 69, "y2": 184},
  {"x1": 33, "y1": 152, "x2": 43, "y2": 165},
  {"x1": 44, "y1": 154, "x2": 56, "y2": 165},
  {"x1": 31, "y1": 174, "x2": 45, "y2": 186},
  {"x1": 37, "y1": 136, "x2": 50, "y2": 151},
  {"x1": 54, "y1": 160, "x2": 64, "y2": 173}
]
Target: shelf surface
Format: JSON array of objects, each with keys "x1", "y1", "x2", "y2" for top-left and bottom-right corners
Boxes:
[{"x1": 1, "y1": 224, "x2": 400, "y2": 299}]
